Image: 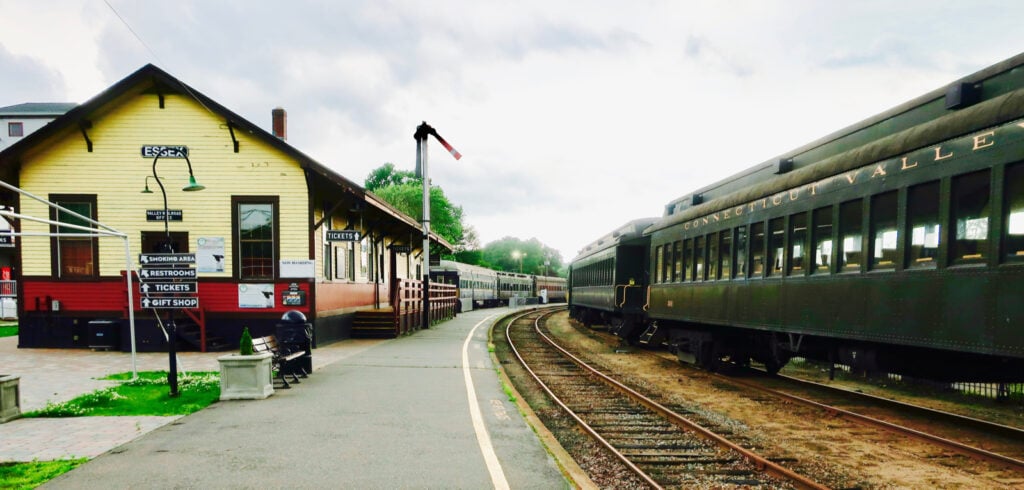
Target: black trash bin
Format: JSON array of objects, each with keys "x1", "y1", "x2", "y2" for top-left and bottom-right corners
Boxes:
[
  {"x1": 88, "y1": 319, "x2": 120, "y2": 351},
  {"x1": 275, "y1": 310, "x2": 312, "y2": 375}
]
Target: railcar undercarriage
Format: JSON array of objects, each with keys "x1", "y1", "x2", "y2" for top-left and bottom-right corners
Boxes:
[{"x1": 570, "y1": 306, "x2": 1024, "y2": 383}]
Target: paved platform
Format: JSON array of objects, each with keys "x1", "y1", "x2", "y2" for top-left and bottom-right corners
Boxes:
[{"x1": 1, "y1": 307, "x2": 575, "y2": 488}]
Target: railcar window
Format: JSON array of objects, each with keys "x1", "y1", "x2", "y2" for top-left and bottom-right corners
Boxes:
[
  {"x1": 907, "y1": 181, "x2": 940, "y2": 269},
  {"x1": 951, "y1": 170, "x2": 991, "y2": 264},
  {"x1": 721, "y1": 230, "x2": 732, "y2": 279},
  {"x1": 1004, "y1": 163, "x2": 1024, "y2": 261},
  {"x1": 672, "y1": 241, "x2": 682, "y2": 282},
  {"x1": 694, "y1": 235, "x2": 706, "y2": 281},
  {"x1": 751, "y1": 222, "x2": 765, "y2": 277},
  {"x1": 768, "y1": 217, "x2": 785, "y2": 276},
  {"x1": 655, "y1": 245, "x2": 664, "y2": 283},
  {"x1": 708, "y1": 233, "x2": 719, "y2": 280},
  {"x1": 788, "y1": 212, "x2": 807, "y2": 275},
  {"x1": 839, "y1": 199, "x2": 863, "y2": 272},
  {"x1": 683, "y1": 239, "x2": 693, "y2": 282},
  {"x1": 812, "y1": 207, "x2": 833, "y2": 274},
  {"x1": 664, "y1": 243, "x2": 674, "y2": 283},
  {"x1": 736, "y1": 226, "x2": 748, "y2": 278},
  {"x1": 870, "y1": 191, "x2": 898, "y2": 270}
]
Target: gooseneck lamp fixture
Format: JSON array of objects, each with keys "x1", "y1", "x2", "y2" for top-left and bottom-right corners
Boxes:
[
  {"x1": 140, "y1": 176, "x2": 155, "y2": 194},
  {"x1": 149, "y1": 153, "x2": 204, "y2": 397}
]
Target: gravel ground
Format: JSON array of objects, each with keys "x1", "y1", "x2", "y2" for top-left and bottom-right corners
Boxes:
[{"x1": 498, "y1": 310, "x2": 1024, "y2": 489}]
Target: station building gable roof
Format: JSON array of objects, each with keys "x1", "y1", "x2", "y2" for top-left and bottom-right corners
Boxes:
[{"x1": 0, "y1": 64, "x2": 450, "y2": 252}]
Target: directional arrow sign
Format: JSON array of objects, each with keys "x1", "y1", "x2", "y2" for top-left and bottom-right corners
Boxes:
[
  {"x1": 326, "y1": 230, "x2": 361, "y2": 242},
  {"x1": 139, "y1": 267, "x2": 197, "y2": 279},
  {"x1": 139, "y1": 253, "x2": 196, "y2": 265},
  {"x1": 141, "y1": 297, "x2": 199, "y2": 309},
  {"x1": 140, "y1": 282, "x2": 198, "y2": 295}
]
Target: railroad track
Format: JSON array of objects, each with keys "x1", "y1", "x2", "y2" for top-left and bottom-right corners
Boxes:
[
  {"x1": 504, "y1": 307, "x2": 826, "y2": 489},
  {"x1": 730, "y1": 368, "x2": 1024, "y2": 474}
]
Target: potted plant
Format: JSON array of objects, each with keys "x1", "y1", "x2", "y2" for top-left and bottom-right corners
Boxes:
[
  {"x1": 217, "y1": 327, "x2": 274, "y2": 400},
  {"x1": 0, "y1": 374, "x2": 20, "y2": 423}
]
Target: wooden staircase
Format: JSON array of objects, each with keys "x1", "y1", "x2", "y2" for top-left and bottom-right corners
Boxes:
[
  {"x1": 351, "y1": 309, "x2": 398, "y2": 338},
  {"x1": 177, "y1": 321, "x2": 232, "y2": 351}
]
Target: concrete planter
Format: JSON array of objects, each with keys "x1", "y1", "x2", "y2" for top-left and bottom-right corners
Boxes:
[
  {"x1": 0, "y1": 374, "x2": 20, "y2": 423},
  {"x1": 218, "y1": 352, "x2": 274, "y2": 400}
]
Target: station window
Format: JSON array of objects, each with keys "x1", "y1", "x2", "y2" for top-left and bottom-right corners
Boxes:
[
  {"x1": 788, "y1": 212, "x2": 807, "y2": 275},
  {"x1": 951, "y1": 170, "x2": 990, "y2": 264},
  {"x1": 907, "y1": 181, "x2": 940, "y2": 269},
  {"x1": 707, "y1": 233, "x2": 719, "y2": 280},
  {"x1": 768, "y1": 217, "x2": 784, "y2": 276},
  {"x1": 694, "y1": 235, "x2": 706, "y2": 281},
  {"x1": 750, "y1": 222, "x2": 765, "y2": 277},
  {"x1": 50, "y1": 195, "x2": 98, "y2": 278},
  {"x1": 720, "y1": 229, "x2": 732, "y2": 279},
  {"x1": 235, "y1": 198, "x2": 278, "y2": 280},
  {"x1": 870, "y1": 191, "x2": 898, "y2": 270},
  {"x1": 1004, "y1": 162, "x2": 1024, "y2": 261},
  {"x1": 672, "y1": 241, "x2": 682, "y2": 282},
  {"x1": 839, "y1": 199, "x2": 863, "y2": 272},
  {"x1": 683, "y1": 239, "x2": 693, "y2": 281},
  {"x1": 735, "y1": 226, "x2": 748, "y2": 278},
  {"x1": 812, "y1": 206, "x2": 833, "y2": 274}
]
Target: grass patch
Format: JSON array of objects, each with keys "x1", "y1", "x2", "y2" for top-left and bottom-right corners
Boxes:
[
  {"x1": 25, "y1": 371, "x2": 219, "y2": 418},
  {"x1": 0, "y1": 325, "x2": 16, "y2": 337},
  {"x1": 0, "y1": 459, "x2": 87, "y2": 489}
]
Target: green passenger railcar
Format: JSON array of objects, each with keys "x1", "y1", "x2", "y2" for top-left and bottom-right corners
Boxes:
[{"x1": 572, "y1": 53, "x2": 1024, "y2": 382}]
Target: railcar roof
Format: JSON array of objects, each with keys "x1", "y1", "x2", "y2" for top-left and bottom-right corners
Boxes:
[
  {"x1": 659, "y1": 51, "x2": 1024, "y2": 220},
  {"x1": 432, "y1": 260, "x2": 497, "y2": 275},
  {"x1": 572, "y1": 217, "x2": 658, "y2": 262}
]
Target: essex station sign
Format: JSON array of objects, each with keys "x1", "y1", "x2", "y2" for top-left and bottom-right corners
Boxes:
[{"x1": 137, "y1": 252, "x2": 198, "y2": 309}]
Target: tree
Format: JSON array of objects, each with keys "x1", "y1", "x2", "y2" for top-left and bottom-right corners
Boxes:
[
  {"x1": 365, "y1": 163, "x2": 415, "y2": 191},
  {"x1": 481, "y1": 237, "x2": 564, "y2": 276},
  {"x1": 365, "y1": 163, "x2": 466, "y2": 253}
]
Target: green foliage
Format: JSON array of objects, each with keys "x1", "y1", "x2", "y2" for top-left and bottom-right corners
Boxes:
[
  {"x1": 239, "y1": 327, "x2": 253, "y2": 355},
  {"x1": 0, "y1": 459, "x2": 87, "y2": 490},
  {"x1": 25, "y1": 371, "x2": 219, "y2": 417},
  {"x1": 368, "y1": 173, "x2": 466, "y2": 251},
  {"x1": 365, "y1": 162, "x2": 416, "y2": 191},
  {"x1": 481, "y1": 237, "x2": 565, "y2": 276},
  {"x1": 0, "y1": 324, "x2": 16, "y2": 337}
]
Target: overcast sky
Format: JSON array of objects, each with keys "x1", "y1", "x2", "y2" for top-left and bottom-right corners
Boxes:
[{"x1": 2, "y1": 1, "x2": 1023, "y2": 263}]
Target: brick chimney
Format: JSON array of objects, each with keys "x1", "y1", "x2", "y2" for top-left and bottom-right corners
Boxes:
[{"x1": 272, "y1": 107, "x2": 287, "y2": 140}]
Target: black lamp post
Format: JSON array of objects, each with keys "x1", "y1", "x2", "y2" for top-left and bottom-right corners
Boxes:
[{"x1": 150, "y1": 153, "x2": 204, "y2": 397}]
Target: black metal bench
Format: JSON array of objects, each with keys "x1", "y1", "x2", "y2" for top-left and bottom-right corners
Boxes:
[{"x1": 252, "y1": 335, "x2": 308, "y2": 388}]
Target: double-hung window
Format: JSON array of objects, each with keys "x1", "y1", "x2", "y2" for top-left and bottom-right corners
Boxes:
[
  {"x1": 235, "y1": 198, "x2": 277, "y2": 280},
  {"x1": 51, "y1": 195, "x2": 98, "y2": 278}
]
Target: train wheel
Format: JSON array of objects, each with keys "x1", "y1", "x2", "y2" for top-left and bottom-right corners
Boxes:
[
  {"x1": 761, "y1": 334, "x2": 791, "y2": 375},
  {"x1": 762, "y1": 359, "x2": 784, "y2": 375},
  {"x1": 695, "y1": 340, "x2": 720, "y2": 372}
]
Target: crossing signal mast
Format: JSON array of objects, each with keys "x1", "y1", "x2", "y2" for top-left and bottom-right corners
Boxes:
[{"x1": 414, "y1": 122, "x2": 461, "y2": 329}]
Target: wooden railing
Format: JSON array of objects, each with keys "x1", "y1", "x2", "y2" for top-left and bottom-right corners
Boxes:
[{"x1": 394, "y1": 279, "x2": 458, "y2": 335}]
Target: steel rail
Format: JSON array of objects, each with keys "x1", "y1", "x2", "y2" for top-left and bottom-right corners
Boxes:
[
  {"x1": 508, "y1": 307, "x2": 829, "y2": 490},
  {"x1": 504, "y1": 308, "x2": 663, "y2": 489},
  {"x1": 775, "y1": 373, "x2": 1024, "y2": 442},
  {"x1": 727, "y1": 372, "x2": 1024, "y2": 473}
]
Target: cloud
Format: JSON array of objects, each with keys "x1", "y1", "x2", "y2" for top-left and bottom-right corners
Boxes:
[
  {"x1": 0, "y1": 45, "x2": 66, "y2": 103},
  {"x1": 6, "y1": 0, "x2": 1024, "y2": 262}
]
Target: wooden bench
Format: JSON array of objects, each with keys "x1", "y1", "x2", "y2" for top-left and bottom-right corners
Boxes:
[{"x1": 252, "y1": 335, "x2": 309, "y2": 388}]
